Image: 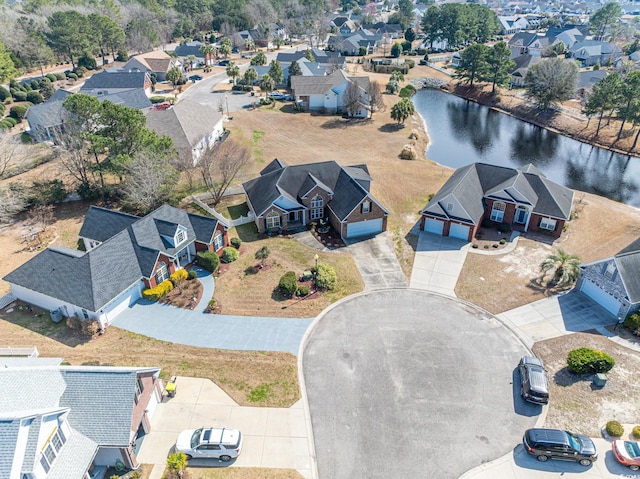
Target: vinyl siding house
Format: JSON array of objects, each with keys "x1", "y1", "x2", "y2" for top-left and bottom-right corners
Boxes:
[
  {"x1": 80, "y1": 71, "x2": 153, "y2": 97},
  {"x1": 568, "y1": 40, "x2": 623, "y2": 67},
  {"x1": 576, "y1": 239, "x2": 640, "y2": 318},
  {"x1": 3, "y1": 205, "x2": 228, "y2": 329},
  {"x1": 420, "y1": 163, "x2": 574, "y2": 242},
  {"x1": 144, "y1": 99, "x2": 224, "y2": 166},
  {"x1": 0, "y1": 362, "x2": 162, "y2": 479},
  {"x1": 24, "y1": 89, "x2": 72, "y2": 143},
  {"x1": 243, "y1": 159, "x2": 389, "y2": 239},
  {"x1": 122, "y1": 50, "x2": 180, "y2": 82}
]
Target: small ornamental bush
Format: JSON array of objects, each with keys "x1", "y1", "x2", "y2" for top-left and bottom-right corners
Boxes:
[
  {"x1": 170, "y1": 268, "x2": 188, "y2": 284},
  {"x1": 9, "y1": 104, "x2": 29, "y2": 121},
  {"x1": 624, "y1": 313, "x2": 640, "y2": 331},
  {"x1": 279, "y1": 271, "x2": 298, "y2": 295},
  {"x1": 142, "y1": 279, "x2": 174, "y2": 301},
  {"x1": 4, "y1": 117, "x2": 17, "y2": 127},
  {"x1": 11, "y1": 90, "x2": 27, "y2": 102},
  {"x1": 399, "y1": 84, "x2": 417, "y2": 98},
  {"x1": 81, "y1": 318, "x2": 100, "y2": 337},
  {"x1": 74, "y1": 66, "x2": 88, "y2": 77},
  {"x1": 187, "y1": 269, "x2": 197, "y2": 280},
  {"x1": 230, "y1": 237, "x2": 242, "y2": 249},
  {"x1": 0, "y1": 86, "x2": 10, "y2": 101},
  {"x1": 567, "y1": 347, "x2": 615, "y2": 374},
  {"x1": 55, "y1": 72, "x2": 66, "y2": 81},
  {"x1": 400, "y1": 144, "x2": 417, "y2": 160},
  {"x1": 315, "y1": 263, "x2": 337, "y2": 290},
  {"x1": 66, "y1": 315, "x2": 82, "y2": 330},
  {"x1": 500, "y1": 239, "x2": 506, "y2": 245},
  {"x1": 26, "y1": 91, "x2": 43, "y2": 104},
  {"x1": 30, "y1": 80, "x2": 40, "y2": 90},
  {"x1": 606, "y1": 420, "x2": 624, "y2": 437},
  {"x1": 632, "y1": 426, "x2": 640, "y2": 439},
  {"x1": 297, "y1": 285, "x2": 310, "y2": 296},
  {"x1": 222, "y1": 247, "x2": 238, "y2": 263},
  {"x1": 67, "y1": 72, "x2": 78, "y2": 80},
  {"x1": 196, "y1": 250, "x2": 219, "y2": 272},
  {"x1": 46, "y1": 73, "x2": 58, "y2": 82}
]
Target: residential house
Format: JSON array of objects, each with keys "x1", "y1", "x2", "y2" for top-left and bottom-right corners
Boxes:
[
  {"x1": 238, "y1": 29, "x2": 270, "y2": 48},
  {"x1": 576, "y1": 238, "x2": 640, "y2": 318},
  {"x1": 3, "y1": 205, "x2": 229, "y2": 329},
  {"x1": 498, "y1": 15, "x2": 530, "y2": 35},
  {"x1": 361, "y1": 22, "x2": 403, "y2": 38},
  {"x1": 509, "y1": 54, "x2": 542, "y2": 87},
  {"x1": 327, "y1": 31, "x2": 382, "y2": 55},
  {"x1": 91, "y1": 89, "x2": 152, "y2": 109},
  {"x1": 508, "y1": 32, "x2": 549, "y2": 57},
  {"x1": 568, "y1": 40, "x2": 623, "y2": 67},
  {"x1": 276, "y1": 48, "x2": 345, "y2": 68},
  {"x1": 420, "y1": 163, "x2": 574, "y2": 241},
  {"x1": 545, "y1": 26, "x2": 585, "y2": 49},
  {"x1": 122, "y1": 50, "x2": 181, "y2": 82},
  {"x1": 144, "y1": 99, "x2": 224, "y2": 165},
  {"x1": 291, "y1": 69, "x2": 370, "y2": 117},
  {"x1": 451, "y1": 52, "x2": 462, "y2": 68},
  {"x1": 174, "y1": 41, "x2": 215, "y2": 66},
  {"x1": 243, "y1": 159, "x2": 389, "y2": 239},
  {"x1": 576, "y1": 69, "x2": 607, "y2": 99},
  {"x1": 24, "y1": 89, "x2": 72, "y2": 143},
  {"x1": 0, "y1": 362, "x2": 162, "y2": 479},
  {"x1": 80, "y1": 70, "x2": 153, "y2": 97}
]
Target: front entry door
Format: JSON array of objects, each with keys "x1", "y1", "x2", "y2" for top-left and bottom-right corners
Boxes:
[
  {"x1": 289, "y1": 211, "x2": 297, "y2": 222},
  {"x1": 515, "y1": 208, "x2": 528, "y2": 224}
]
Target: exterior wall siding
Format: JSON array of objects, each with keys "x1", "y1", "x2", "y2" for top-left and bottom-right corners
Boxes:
[
  {"x1": 131, "y1": 372, "x2": 158, "y2": 438},
  {"x1": 576, "y1": 260, "x2": 636, "y2": 317},
  {"x1": 528, "y1": 213, "x2": 564, "y2": 238}
]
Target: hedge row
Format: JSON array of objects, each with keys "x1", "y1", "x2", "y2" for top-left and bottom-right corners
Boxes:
[{"x1": 142, "y1": 279, "x2": 174, "y2": 301}]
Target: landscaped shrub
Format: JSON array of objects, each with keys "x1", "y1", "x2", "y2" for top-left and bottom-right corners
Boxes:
[
  {"x1": 500, "y1": 239, "x2": 506, "y2": 245},
  {"x1": 55, "y1": 72, "x2": 66, "y2": 81},
  {"x1": 26, "y1": 91, "x2": 43, "y2": 104},
  {"x1": 497, "y1": 223, "x2": 512, "y2": 233},
  {"x1": 0, "y1": 103, "x2": 5, "y2": 115},
  {"x1": 3, "y1": 117, "x2": 17, "y2": 127},
  {"x1": 11, "y1": 90, "x2": 27, "y2": 102},
  {"x1": 78, "y1": 54, "x2": 97, "y2": 70},
  {"x1": 567, "y1": 347, "x2": 615, "y2": 374},
  {"x1": 633, "y1": 426, "x2": 640, "y2": 439},
  {"x1": 20, "y1": 132, "x2": 34, "y2": 143},
  {"x1": 66, "y1": 315, "x2": 82, "y2": 330},
  {"x1": 297, "y1": 285, "x2": 310, "y2": 296},
  {"x1": 9, "y1": 104, "x2": 29, "y2": 121},
  {"x1": 279, "y1": 271, "x2": 298, "y2": 295},
  {"x1": 400, "y1": 144, "x2": 417, "y2": 160},
  {"x1": 81, "y1": 318, "x2": 100, "y2": 337},
  {"x1": 66, "y1": 72, "x2": 78, "y2": 80},
  {"x1": 230, "y1": 237, "x2": 242, "y2": 249},
  {"x1": 0, "y1": 86, "x2": 10, "y2": 101},
  {"x1": 196, "y1": 250, "x2": 219, "y2": 272},
  {"x1": 142, "y1": 279, "x2": 174, "y2": 301},
  {"x1": 222, "y1": 247, "x2": 238, "y2": 263},
  {"x1": 624, "y1": 313, "x2": 640, "y2": 332},
  {"x1": 606, "y1": 420, "x2": 624, "y2": 437},
  {"x1": 399, "y1": 84, "x2": 417, "y2": 98},
  {"x1": 116, "y1": 48, "x2": 129, "y2": 61},
  {"x1": 315, "y1": 263, "x2": 337, "y2": 290},
  {"x1": 170, "y1": 269, "x2": 188, "y2": 284},
  {"x1": 30, "y1": 80, "x2": 40, "y2": 90},
  {"x1": 149, "y1": 96, "x2": 168, "y2": 104},
  {"x1": 0, "y1": 120, "x2": 13, "y2": 130},
  {"x1": 74, "y1": 66, "x2": 88, "y2": 77},
  {"x1": 46, "y1": 73, "x2": 58, "y2": 82},
  {"x1": 187, "y1": 269, "x2": 197, "y2": 280}
]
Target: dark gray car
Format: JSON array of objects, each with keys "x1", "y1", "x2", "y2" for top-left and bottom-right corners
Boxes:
[
  {"x1": 518, "y1": 356, "x2": 549, "y2": 404},
  {"x1": 523, "y1": 428, "x2": 598, "y2": 466}
]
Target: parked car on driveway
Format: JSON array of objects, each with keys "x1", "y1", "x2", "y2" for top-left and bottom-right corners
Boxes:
[
  {"x1": 518, "y1": 356, "x2": 549, "y2": 404},
  {"x1": 612, "y1": 440, "x2": 640, "y2": 470},
  {"x1": 175, "y1": 427, "x2": 243, "y2": 461},
  {"x1": 523, "y1": 428, "x2": 598, "y2": 466},
  {"x1": 268, "y1": 91, "x2": 285, "y2": 100},
  {"x1": 218, "y1": 60, "x2": 230, "y2": 67},
  {"x1": 151, "y1": 102, "x2": 171, "y2": 110},
  {"x1": 189, "y1": 74, "x2": 203, "y2": 81}
]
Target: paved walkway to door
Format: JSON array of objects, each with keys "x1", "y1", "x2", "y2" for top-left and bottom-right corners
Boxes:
[{"x1": 410, "y1": 231, "x2": 468, "y2": 296}]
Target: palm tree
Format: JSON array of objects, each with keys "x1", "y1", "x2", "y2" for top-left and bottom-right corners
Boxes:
[
  {"x1": 185, "y1": 54, "x2": 197, "y2": 71},
  {"x1": 199, "y1": 44, "x2": 216, "y2": 66},
  {"x1": 226, "y1": 61, "x2": 240, "y2": 85},
  {"x1": 260, "y1": 74, "x2": 274, "y2": 96},
  {"x1": 540, "y1": 249, "x2": 580, "y2": 286}
]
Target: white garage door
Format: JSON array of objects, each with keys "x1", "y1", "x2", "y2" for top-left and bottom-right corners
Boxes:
[
  {"x1": 449, "y1": 223, "x2": 470, "y2": 241},
  {"x1": 346, "y1": 218, "x2": 383, "y2": 238},
  {"x1": 102, "y1": 281, "x2": 142, "y2": 322},
  {"x1": 580, "y1": 280, "x2": 621, "y2": 316},
  {"x1": 424, "y1": 218, "x2": 444, "y2": 235}
]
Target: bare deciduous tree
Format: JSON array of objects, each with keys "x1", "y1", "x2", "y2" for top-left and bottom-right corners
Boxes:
[
  {"x1": 173, "y1": 150, "x2": 199, "y2": 191},
  {"x1": 28, "y1": 204, "x2": 56, "y2": 231},
  {"x1": 0, "y1": 184, "x2": 27, "y2": 224},
  {"x1": 53, "y1": 118, "x2": 97, "y2": 188},
  {"x1": 200, "y1": 140, "x2": 251, "y2": 206},
  {"x1": 122, "y1": 150, "x2": 179, "y2": 214},
  {"x1": 344, "y1": 81, "x2": 363, "y2": 119},
  {"x1": 368, "y1": 80, "x2": 385, "y2": 119}
]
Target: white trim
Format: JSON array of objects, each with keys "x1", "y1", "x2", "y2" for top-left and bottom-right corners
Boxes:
[{"x1": 331, "y1": 194, "x2": 389, "y2": 222}]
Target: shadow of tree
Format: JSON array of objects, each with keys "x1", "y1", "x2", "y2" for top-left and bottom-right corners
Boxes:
[
  {"x1": 244, "y1": 266, "x2": 259, "y2": 275},
  {"x1": 553, "y1": 366, "x2": 590, "y2": 387},
  {"x1": 320, "y1": 118, "x2": 371, "y2": 129},
  {"x1": 379, "y1": 123, "x2": 404, "y2": 132}
]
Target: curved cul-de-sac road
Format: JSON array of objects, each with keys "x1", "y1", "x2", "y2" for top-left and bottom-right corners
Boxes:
[{"x1": 302, "y1": 289, "x2": 541, "y2": 479}]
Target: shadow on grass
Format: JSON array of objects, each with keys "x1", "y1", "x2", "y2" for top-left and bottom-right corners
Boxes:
[
  {"x1": 244, "y1": 265, "x2": 259, "y2": 275},
  {"x1": 379, "y1": 123, "x2": 405, "y2": 132},
  {"x1": 226, "y1": 202, "x2": 249, "y2": 220},
  {"x1": 320, "y1": 118, "x2": 371, "y2": 129},
  {"x1": 0, "y1": 303, "x2": 93, "y2": 348},
  {"x1": 234, "y1": 222, "x2": 259, "y2": 242},
  {"x1": 553, "y1": 366, "x2": 590, "y2": 387}
]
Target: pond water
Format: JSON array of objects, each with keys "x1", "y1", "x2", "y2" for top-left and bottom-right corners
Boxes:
[{"x1": 412, "y1": 88, "x2": 640, "y2": 207}]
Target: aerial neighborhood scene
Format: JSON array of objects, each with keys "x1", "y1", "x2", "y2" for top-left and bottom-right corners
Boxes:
[{"x1": 4, "y1": 0, "x2": 640, "y2": 477}]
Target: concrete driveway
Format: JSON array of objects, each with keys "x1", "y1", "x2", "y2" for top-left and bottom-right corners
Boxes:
[
  {"x1": 497, "y1": 291, "x2": 616, "y2": 347},
  {"x1": 139, "y1": 377, "x2": 313, "y2": 479},
  {"x1": 301, "y1": 289, "x2": 539, "y2": 479},
  {"x1": 410, "y1": 231, "x2": 468, "y2": 296},
  {"x1": 345, "y1": 232, "x2": 407, "y2": 290}
]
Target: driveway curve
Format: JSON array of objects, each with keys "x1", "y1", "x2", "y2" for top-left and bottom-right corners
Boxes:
[{"x1": 301, "y1": 289, "x2": 542, "y2": 479}]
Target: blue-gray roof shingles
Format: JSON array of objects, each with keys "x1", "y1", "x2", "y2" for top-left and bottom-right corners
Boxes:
[
  {"x1": 615, "y1": 251, "x2": 640, "y2": 303},
  {"x1": 0, "y1": 421, "x2": 20, "y2": 478},
  {"x1": 47, "y1": 429, "x2": 97, "y2": 479},
  {"x1": 81, "y1": 71, "x2": 148, "y2": 91},
  {"x1": 4, "y1": 205, "x2": 220, "y2": 312},
  {"x1": 243, "y1": 160, "x2": 382, "y2": 220},
  {"x1": 422, "y1": 163, "x2": 573, "y2": 224}
]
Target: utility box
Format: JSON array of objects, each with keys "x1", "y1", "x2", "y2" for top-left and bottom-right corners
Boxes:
[{"x1": 593, "y1": 373, "x2": 608, "y2": 388}]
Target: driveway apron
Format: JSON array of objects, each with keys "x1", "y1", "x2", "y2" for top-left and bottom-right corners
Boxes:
[
  {"x1": 344, "y1": 232, "x2": 407, "y2": 290},
  {"x1": 410, "y1": 231, "x2": 468, "y2": 296}
]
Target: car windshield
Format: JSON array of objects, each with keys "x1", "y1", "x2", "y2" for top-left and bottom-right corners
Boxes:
[
  {"x1": 191, "y1": 428, "x2": 202, "y2": 449},
  {"x1": 625, "y1": 442, "x2": 640, "y2": 458},
  {"x1": 567, "y1": 432, "x2": 581, "y2": 452}
]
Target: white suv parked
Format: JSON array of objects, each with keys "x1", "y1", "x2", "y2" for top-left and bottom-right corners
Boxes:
[{"x1": 175, "y1": 427, "x2": 243, "y2": 461}]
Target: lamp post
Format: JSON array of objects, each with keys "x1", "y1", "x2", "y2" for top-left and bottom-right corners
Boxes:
[
  {"x1": 314, "y1": 253, "x2": 319, "y2": 289},
  {"x1": 225, "y1": 95, "x2": 230, "y2": 118}
]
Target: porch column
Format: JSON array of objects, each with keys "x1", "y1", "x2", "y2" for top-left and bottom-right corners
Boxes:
[{"x1": 523, "y1": 208, "x2": 532, "y2": 232}]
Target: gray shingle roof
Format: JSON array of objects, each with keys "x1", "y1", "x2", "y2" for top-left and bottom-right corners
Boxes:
[
  {"x1": 421, "y1": 162, "x2": 573, "y2": 224},
  {"x1": 243, "y1": 160, "x2": 387, "y2": 221},
  {"x1": 92, "y1": 89, "x2": 153, "y2": 109},
  {"x1": 47, "y1": 429, "x2": 97, "y2": 479},
  {"x1": 0, "y1": 420, "x2": 20, "y2": 477},
  {"x1": 174, "y1": 41, "x2": 205, "y2": 58},
  {"x1": 81, "y1": 71, "x2": 148, "y2": 91},
  {"x1": 291, "y1": 69, "x2": 369, "y2": 96},
  {"x1": 25, "y1": 89, "x2": 72, "y2": 129},
  {"x1": 615, "y1": 251, "x2": 640, "y2": 303},
  {"x1": 4, "y1": 205, "x2": 221, "y2": 312}
]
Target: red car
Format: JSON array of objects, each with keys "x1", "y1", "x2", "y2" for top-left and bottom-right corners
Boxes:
[
  {"x1": 152, "y1": 102, "x2": 171, "y2": 110},
  {"x1": 613, "y1": 440, "x2": 640, "y2": 470}
]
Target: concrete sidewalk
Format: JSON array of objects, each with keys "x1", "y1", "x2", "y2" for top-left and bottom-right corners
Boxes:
[
  {"x1": 140, "y1": 377, "x2": 312, "y2": 479},
  {"x1": 409, "y1": 231, "x2": 468, "y2": 296}
]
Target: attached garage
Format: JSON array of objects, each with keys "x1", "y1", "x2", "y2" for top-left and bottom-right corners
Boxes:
[
  {"x1": 580, "y1": 279, "x2": 621, "y2": 316},
  {"x1": 101, "y1": 281, "x2": 143, "y2": 326},
  {"x1": 449, "y1": 223, "x2": 470, "y2": 241},
  {"x1": 424, "y1": 218, "x2": 444, "y2": 235},
  {"x1": 346, "y1": 218, "x2": 383, "y2": 238}
]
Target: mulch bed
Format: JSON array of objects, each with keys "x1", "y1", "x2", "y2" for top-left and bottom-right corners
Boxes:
[
  {"x1": 311, "y1": 227, "x2": 346, "y2": 249},
  {"x1": 159, "y1": 279, "x2": 202, "y2": 310}
]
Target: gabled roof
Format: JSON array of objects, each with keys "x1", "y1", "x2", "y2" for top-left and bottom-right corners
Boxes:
[
  {"x1": 421, "y1": 163, "x2": 573, "y2": 224},
  {"x1": 81, "y1": 71, "x2": 148, "y2": 91},
  {"x1": 291, "y1": 69, "x2": 369, "y2": 96},
  {"x1": 24, "y1": 89, "x2": 72, "y2": 129},
  {"x1": 243, "y1": 160, "x2": 387, "y2": 221},
  {"x1": 577, "y1": 70, "x2": 607, "y2": 90},
  {"x1": 570, "y1": 40, "x2": 623, "y2": 56},
  {"x1": 508, "y1": 32, "x2": 539, "y2": 47},
  {"x1": 91, "y1": 88, "x2": 153, "y2": 109},
  {"x1": 509, "y1": 54, "x2": 542, "y2": 75},
  {"x1": 4, "y1": 205, "x2": 222, "y2": 312},
  {"x1": 124, "y1": 50, "x2": 174, "y2": 73},
  {"x1": 144, "y1": 99, "x2": 223, "y2": 154},
  {"x1": 174, "y1": 41, "x2": 205, "y2": 58},
  {"x1": 615, "y1": 251, "x2": 640, "y2": 303}
]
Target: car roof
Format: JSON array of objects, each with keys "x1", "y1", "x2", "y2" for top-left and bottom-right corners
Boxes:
[
  {"x1": 201, "y1": 427, "x2": 240, "y2": 445},
  {"x1": 527, "y1": 428, "x2": 569, "y2": 445},
  {"x1": 521, "y1": 356, "x2": 544, "y2": 368}
]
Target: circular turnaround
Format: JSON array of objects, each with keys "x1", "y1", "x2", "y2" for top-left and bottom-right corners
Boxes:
[{"x1": 302, "y1": 289, "x2": 540, "y2": 479}]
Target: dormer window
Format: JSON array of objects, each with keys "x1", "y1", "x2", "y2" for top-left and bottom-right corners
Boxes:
[
  {"x1": 175, "y1": 228, "x2": 186, "y2": 245},
  {"x1": 39, "y1": 427, "x2": 67, "y2": 473},
  {"x1": 362, "y1": 200, "x2": 371, "y2": 214}
]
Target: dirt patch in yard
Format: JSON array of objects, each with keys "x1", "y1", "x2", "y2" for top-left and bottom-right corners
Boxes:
[
  {"x1": 185, "y1": 468, "x2": 304, "y2": 479},
  {"x1": 533, "y1": 332, "x2": 640, "y2": 437},
  {"x1": 456, "y1": 192, "x2": 640, "y2": 314}
]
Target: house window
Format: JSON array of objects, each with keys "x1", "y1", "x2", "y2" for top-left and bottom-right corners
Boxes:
[
  {"x1": 39, "y1": 425, "x2": 66, "y2": 474},
  {"x1": 155, "y1": 262, "x2": 168, "y2": 284},
  {"x1": 40, "y1": 455, "x2": 51, "y2": 473},
  {"x1": 135, "y1": 377, "x2": 144, "y2": 403},
  {"x1": 213, "y1": 232, "x2": 224, "y2": 251},
  {"x1": 539, "y1": 217, "x2": 557, "y2": 231},
  {"x1": 311, "y1": 195, "x2": 324, "y2": 220},
  {"x1": 266, "y1": 212, "x2": 281, "y2": 229},
  {"x1": 604, "y1": 263, "x2": 616, "y2": 280},
  {"x1": 490, "y1": 202, "x2": 506, "y2": 222},
  {"x1": 362, "y1": 200, "x2": 371, "y2": 214},
  {"x1": 176, "y1": 229, "x2": 186, "y2": 245}
]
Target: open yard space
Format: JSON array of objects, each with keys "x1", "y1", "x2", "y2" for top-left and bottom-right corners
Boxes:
[
  {"x1": 0, "y1": 307, "x2": 299, "y2": 407},
  {"x1": 455, "y1": 191, "x2": 640, "y2": 314},
  {"x1": 185, "y1": 468, "x2": 304, "y2": 479},
  {"x1": 533, "y1": 332, "x2": 640, "y2": 437}
]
